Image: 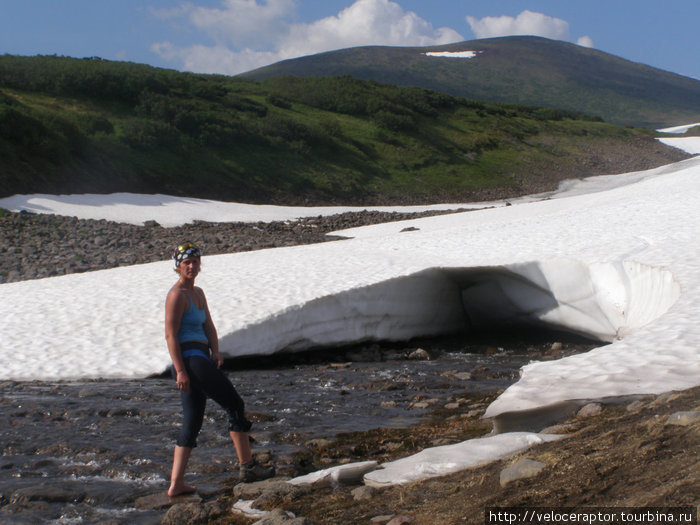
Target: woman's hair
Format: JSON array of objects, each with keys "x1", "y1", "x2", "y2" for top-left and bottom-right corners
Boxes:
[{"x1": 172, "y1": 242, "x2": 201, "y2": 269}]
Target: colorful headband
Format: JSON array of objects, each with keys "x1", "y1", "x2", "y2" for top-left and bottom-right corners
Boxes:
[{"x1": 173, "y1": 243, "x2": 201, "y2": 268}]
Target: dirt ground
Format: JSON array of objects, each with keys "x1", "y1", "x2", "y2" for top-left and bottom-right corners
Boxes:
[{"x1": 225, "y1": 386, "x2": 699, "y2": 525}]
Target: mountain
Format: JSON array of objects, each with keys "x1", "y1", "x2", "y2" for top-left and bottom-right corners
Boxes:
[
  {"x1": 241, "y1": 36, "x2": 700, "y2": 129},
  {"x1": 0, "y1": 55, "x2": 689, "y2": 204}
]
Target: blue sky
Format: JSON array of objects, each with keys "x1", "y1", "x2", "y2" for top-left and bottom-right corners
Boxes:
[{"x1": 1, "y1": 0, "x2": 698, "y2": 79}]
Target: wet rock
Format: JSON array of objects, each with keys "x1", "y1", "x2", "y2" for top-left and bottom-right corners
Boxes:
[
  {"x1": 500, "y1": 458, "x2": 547, "y2": 486},
  {"x1": 161, "y1": 499, "x2": 228, "y2": 525},
  {"x1": 407, "y1": 348, "x2": 430, "y2": 361},
  {"x1": 10, "y1": 483, "x2": 86, "y2": 504},
  {"x1": 134, "y1": 491, "x2": 201, "y2": 510}
]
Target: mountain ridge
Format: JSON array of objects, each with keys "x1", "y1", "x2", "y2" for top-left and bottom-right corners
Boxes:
[{"x1": 241, "y1": 36, "x2": 700, "y2": 129}]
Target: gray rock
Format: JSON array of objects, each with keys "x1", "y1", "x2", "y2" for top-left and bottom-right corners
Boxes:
[
  {"x1": 161, "y1": 500, "x2": 228, "y2": 525},
  {"x1": 577, "y1": 402, "x2": 603, "y2": 418},
  {"x1": 500, "y1": 458, "x2": 547, "y2": 486},
  {"x1": 252, "y1": 508, "x2": 311, "y2": 525},
  {"x1": 351, "y1": 485, "x2": 378, "y2": 500},
  {"x1": 665, "y1": 410, "x2": 700, "y2": 426},
  {"x1": 253, "y1": 482, "x2": 308, "y2": 509},
  {"x1": 233, "y1": 478, "x2": 292, "y2": 500}
]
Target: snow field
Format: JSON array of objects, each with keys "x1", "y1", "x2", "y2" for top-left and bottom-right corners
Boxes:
[{"x1": 1, "y1": 136, "x2": 698, "y2": 488}]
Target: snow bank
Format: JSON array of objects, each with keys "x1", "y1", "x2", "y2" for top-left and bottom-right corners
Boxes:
[
  {"x1": 0, "y1": 192, "x2": 480, "y2": 227},
  {"x1": 657, "y1": 137, "x2": 700, "y2": 154},
  {"x1": 224, "y1": 259, "x2": 679, "y2": 357},
  {"x1": 363, "y1": 432, "x2": 564, "y2": 487},
  {"x1": 288, "y1": 461, "x2": 378, "y2": 487},
  {"x1": 657, "y1": 122, "x2": 700, "y2": 134}
]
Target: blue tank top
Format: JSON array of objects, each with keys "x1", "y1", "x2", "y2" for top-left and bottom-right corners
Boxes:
[{"x1": 177, "y1": 293, "x2": 207, "y2": 343}]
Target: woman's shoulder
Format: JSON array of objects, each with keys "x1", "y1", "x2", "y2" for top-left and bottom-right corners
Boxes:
[{"x1": 166, "y1": 286, "x2": 187, "y2": 303}]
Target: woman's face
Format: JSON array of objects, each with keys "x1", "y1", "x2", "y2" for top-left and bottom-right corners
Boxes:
[{"x1": 178, "y1": 256, "x2": 201, "y2": 278}]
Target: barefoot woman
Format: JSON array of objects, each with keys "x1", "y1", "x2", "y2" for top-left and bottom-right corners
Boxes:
[{"x1": 165, "y1": 243, "x2": 273, "y2": 496}]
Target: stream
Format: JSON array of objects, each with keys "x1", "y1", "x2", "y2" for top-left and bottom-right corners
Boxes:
[{"x1": 0, "y1": 333, "x2": 598, "y2": 524}]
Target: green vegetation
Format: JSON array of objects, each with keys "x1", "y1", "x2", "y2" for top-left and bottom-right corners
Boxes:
[{"x1": 0, "y1": 54, "x2": 675, "y2": 204}]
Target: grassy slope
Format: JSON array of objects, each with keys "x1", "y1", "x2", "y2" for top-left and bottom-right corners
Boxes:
[
  {"x1": 0, "y1": 55, "x2": 689, "y2": 204},
  {"x1": 242, "y1": 36, "x2": 700, "y2": 129}
]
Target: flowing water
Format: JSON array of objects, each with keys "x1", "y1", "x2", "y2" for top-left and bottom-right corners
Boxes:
[{"x1": 0, "y1": 334, "x2": 597, "y2": 524}]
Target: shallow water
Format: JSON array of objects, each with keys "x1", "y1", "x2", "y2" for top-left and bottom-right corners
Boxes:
[{"x1": 0, "y1": 337, "x2": 589, "y2": 524}]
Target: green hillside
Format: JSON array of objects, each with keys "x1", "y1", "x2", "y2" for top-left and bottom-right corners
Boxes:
[
  {"x1": 242, "y1": 36, "x2": 700, "y2": 129},
  {"x1": 0, "y1": 54, "x2": 688, "y2": 204}
]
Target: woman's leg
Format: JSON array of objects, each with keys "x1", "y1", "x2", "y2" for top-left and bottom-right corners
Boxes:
[
  {"x1": 169, "y1": 364, "x2": 206, "y2": 496},
  {"x1": 187, "y1": 358, "x2": 253, "y2": 462},
  {"x1": 230, "y1": 430, "x2": 253, "y2": 464},
  {"x1": 186, "y1": 358, "x2": 274, "y2": 482},
  {"x1": 168, "y1": 446, "x2": 196, "y2": 497}
]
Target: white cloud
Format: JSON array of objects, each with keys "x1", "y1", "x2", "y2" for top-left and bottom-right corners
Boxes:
[
  {"x1": 151, "y1": 0, "x2": 463, "y2": 75},
  {"x1": 577, "y1": 35, "x2": 594, "y2": 48},
  {"x1": 188, "y1": 0, "x2": 296, "y2": 48},
  {"x1": 466, "y1": 10, "x2": 570, "y2": 40}
]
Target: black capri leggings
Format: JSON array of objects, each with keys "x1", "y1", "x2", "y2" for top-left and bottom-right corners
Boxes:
[{"x1": 173, "y1": 354, "x2": 252, "y2": 448}]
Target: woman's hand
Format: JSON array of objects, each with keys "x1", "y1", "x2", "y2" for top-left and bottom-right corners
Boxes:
[
  {"x1": 211, "y1": 351, "x2": 224, "y2": 369},
  {"x1": 176, "y1": 370, "x2": 190, "y2": 393}
]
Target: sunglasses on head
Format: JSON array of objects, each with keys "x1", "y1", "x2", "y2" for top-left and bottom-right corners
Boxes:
[{"x1": 176, "y1": 243, "x2": 197, "y2": 253}]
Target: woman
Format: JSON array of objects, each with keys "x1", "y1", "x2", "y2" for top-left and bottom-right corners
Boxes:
[{"x1": 165, "y1": 242, "x2": 273, "y2": 497}]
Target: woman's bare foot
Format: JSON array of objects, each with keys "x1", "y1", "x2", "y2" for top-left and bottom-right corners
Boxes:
[{"x1": 167, "y1": 483, "x2": 197, "y2": 497}]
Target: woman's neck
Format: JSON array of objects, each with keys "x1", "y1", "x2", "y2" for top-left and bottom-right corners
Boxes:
[{"x1": 176, "y1": 277, "x2": 195, "y2": 290}]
